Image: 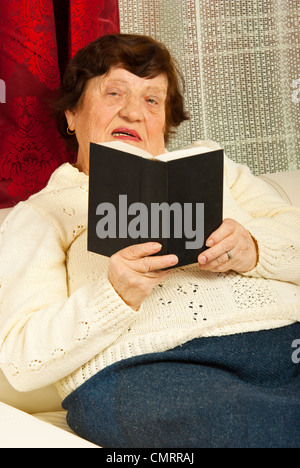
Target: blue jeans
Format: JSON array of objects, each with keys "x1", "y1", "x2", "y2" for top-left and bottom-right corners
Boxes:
[{"x1": 63, "y1": 324, "x2": 300, "y2": 448}]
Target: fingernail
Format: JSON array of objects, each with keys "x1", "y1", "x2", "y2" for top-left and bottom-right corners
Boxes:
[
  {"x1": 206, "y1": 239, "x2": 214, "y2": 247},
  {"x1": 152, "y1": 243, "x2": 162, "y2": 252},
  {"x1": 169, "y1": 255, "x2": 178, "y2": 265},
  {"x1": 199, "y1": 255, "x2": 207, "y2": 265}
]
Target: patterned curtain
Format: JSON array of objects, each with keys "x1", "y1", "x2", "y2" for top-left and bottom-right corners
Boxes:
[
  {"x1": 118, "y1": 0, "x2": 300, "y2": 175},
  {"x1": 70, "y1": 0, "x2": 120, "y2": 57},
  {"x1": 0, "y1": 0, "x2": 120, "y2": 208}
]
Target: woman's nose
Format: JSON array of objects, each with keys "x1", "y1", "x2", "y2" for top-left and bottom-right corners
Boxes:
[{"x1": 119, "y1": 95, "x2": 144, "y2": 122}]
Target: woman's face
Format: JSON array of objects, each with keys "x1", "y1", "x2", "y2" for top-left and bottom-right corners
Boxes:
[{"x1": 65, "y1": 67, "x2": 168, "y2": 174}]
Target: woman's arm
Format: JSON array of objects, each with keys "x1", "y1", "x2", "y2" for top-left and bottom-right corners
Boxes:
[
  {"x1": 198, "y1": 155, "x2": 300, "y2": 285},
  {"x1": 0, "y1": 203, "x2": 141, "y2": 392}
]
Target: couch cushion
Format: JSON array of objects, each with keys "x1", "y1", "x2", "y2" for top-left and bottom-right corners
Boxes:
[
  {"x1": 33, "y1": 410, "x2": 74, "y2": 434},
  {"x1": 259, "y1": 170, "x2": 300, "y2": 208}
]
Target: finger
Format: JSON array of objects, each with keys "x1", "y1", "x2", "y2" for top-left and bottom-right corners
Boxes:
[
  {"x1": 146, "y1": 268, "x2": 173, "y2": 282},
  {"x1": 198, "y1": 239, "x2": 234, "y2": 266},
  {"x1": 136, "y1": 253, "x2": 179, "y2": 274},
  {"x1": 120, "y1": 242, "x2": 163, "y2": 260},
  {"x1": 198, "y1": 250, "x2": 234, "y2": 271},
  {"x1": 206, "y1": 219, "x2": 236, "y2": 247}
]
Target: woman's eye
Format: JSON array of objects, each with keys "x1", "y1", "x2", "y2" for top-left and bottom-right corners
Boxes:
[
  {"x1": 105, "y1": 88, "x2": 123, "y2": 98},
  {"x1": 146, "y1": 98, "x2": 158, "y2": 105}
]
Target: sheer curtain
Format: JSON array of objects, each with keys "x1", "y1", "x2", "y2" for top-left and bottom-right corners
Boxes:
[{"x1": 118, "y1": 0, "x2": 300, "y2": 175}]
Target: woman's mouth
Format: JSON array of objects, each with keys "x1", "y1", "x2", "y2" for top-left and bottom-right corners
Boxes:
[{"x1": 111, "y1": 128, "x2": 142, "y2": 142}]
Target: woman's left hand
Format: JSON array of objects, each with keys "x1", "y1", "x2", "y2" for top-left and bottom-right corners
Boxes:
[{"x1": 198, "y1": 218, "x2": 258, "y2": 273}]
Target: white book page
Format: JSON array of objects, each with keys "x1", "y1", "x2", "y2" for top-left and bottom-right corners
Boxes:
[
  {"x1": 96, "y1": 140, "x2": 216, "y2": 161},
  {"x1": 97, "y1": 141, "x2": 154, "y2": 159},
  {"x1": 157, "y1": 145, "x2": 216, "y2": 162}
]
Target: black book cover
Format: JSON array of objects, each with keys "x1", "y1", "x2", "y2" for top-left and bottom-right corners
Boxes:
[{"x1": 88, "y1": 142, "x2": 223, "y2": 267}]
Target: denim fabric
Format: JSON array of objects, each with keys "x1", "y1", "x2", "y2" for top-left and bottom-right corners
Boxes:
[{"x1": 63, "y1": 324, "x2": 300, "y2": 448}]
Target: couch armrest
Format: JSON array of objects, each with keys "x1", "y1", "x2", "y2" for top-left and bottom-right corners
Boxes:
[{"x1": 0, "y1": 402, "x2": 98, "y2": 448}]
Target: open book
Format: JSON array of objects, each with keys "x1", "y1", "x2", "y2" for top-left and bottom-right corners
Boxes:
[{"x1": 88, "y1": 141, "x2": 224, "y2": 267}]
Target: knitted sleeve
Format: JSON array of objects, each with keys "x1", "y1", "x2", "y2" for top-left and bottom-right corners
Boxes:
[
  {"x1": 225, "y1": 156, "x2": 300, "y2": 285},
  {"x1": 0, "y1": 203, "x2": 140, "y2": 392}
]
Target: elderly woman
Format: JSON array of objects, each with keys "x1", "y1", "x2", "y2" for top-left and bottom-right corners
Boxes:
[{"x1": 0, "y1": 34, "x2": 299, "y2": 448}]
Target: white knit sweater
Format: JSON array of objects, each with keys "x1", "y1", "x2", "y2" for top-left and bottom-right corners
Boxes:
[{"x1": 0, "y1": 142, "x2": 299, "y2": 399}]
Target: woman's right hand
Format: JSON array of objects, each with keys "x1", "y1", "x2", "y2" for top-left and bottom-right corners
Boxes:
[{"x1": 108, "y1": 242, "x2": 178, "y2": 311}]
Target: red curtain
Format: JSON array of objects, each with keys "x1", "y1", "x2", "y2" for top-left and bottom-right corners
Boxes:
[
  {"x1": 70, "y1": 0, "x2": 120, "y2": 58},
  {"x1": 0, "y1": 0, "x2": 120, "y2": 208}
]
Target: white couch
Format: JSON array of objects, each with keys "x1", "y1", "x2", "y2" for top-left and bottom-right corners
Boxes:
[{"x1": 0, "y1": 168, "x2": 299, "y2": 448}]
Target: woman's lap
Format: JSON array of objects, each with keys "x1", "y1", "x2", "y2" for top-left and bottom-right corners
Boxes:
[{"x1": 62, "y1": 324, "x2": 300, "y2": 448}]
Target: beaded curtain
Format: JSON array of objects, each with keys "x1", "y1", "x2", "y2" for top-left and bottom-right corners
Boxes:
[{"x1": 118, "y1": 0, "x2": 300, "y2": 175}]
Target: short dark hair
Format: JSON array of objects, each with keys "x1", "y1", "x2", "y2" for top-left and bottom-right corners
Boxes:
[{"x1": 53, "y1": 34, "x2": 189, "y2": 152}]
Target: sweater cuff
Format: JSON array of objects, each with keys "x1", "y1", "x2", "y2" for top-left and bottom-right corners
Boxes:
[
  {"x1": 242, "y1": 225, "x2": 299, "y2": 284},
  {"x1": 87, "y1": 271, "x2": 143, "y2": 334}
]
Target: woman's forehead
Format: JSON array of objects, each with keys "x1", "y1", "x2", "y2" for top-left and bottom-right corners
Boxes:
[{"x1": 97, "y1": 68, "x2": 168, "y2": 94}]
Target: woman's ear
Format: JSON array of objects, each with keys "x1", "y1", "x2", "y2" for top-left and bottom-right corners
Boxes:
[{"x1": 65, "y1": 109, "x2": 76, "y2": 132}]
